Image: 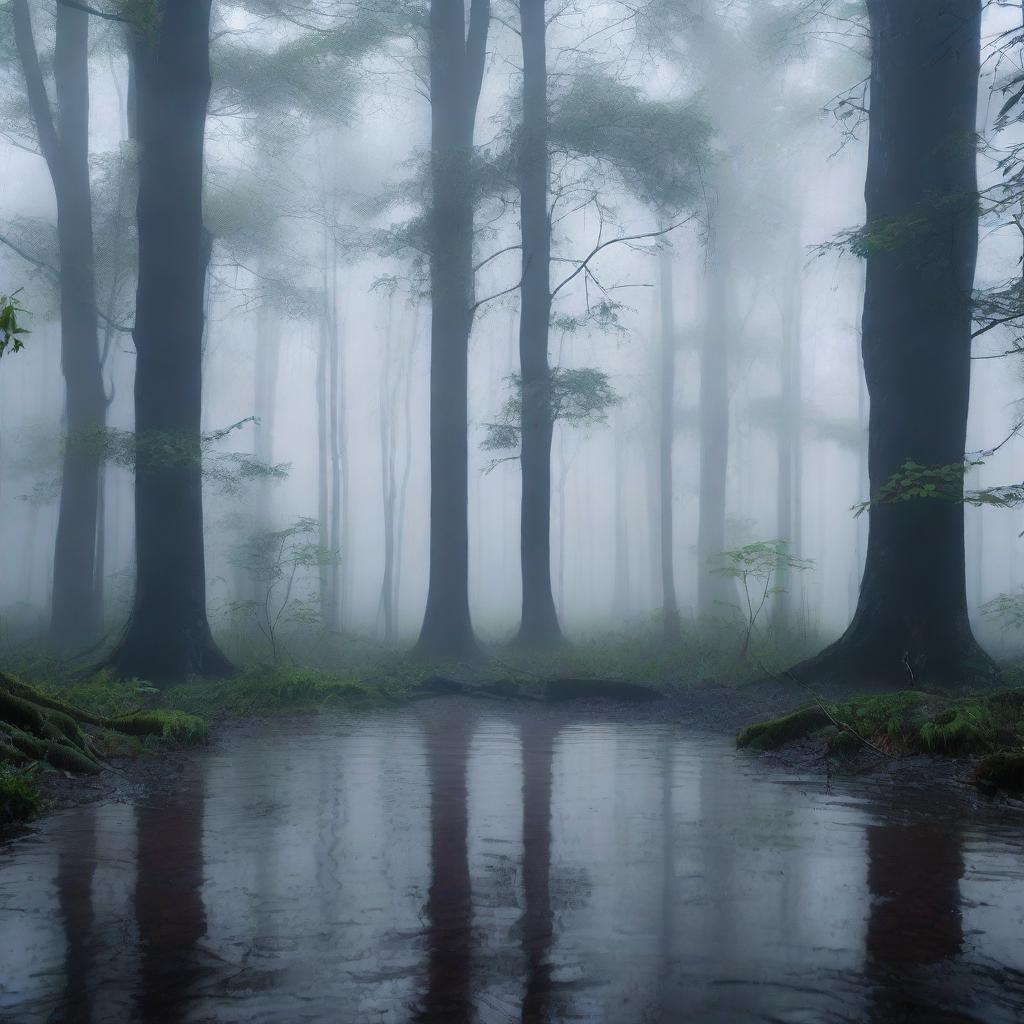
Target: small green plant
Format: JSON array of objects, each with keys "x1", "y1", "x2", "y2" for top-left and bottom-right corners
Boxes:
[
  {"x1": 0, "y1": 291, "x2": 30, "y2": 359},
  {"x1": 714, "y1": 541, "x2": 814, "y2": 657},
  {"x1": 229, "y1": 517, "x2": 338, "y2": 663}
]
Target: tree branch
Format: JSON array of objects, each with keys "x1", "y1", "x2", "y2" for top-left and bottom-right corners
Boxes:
[
  {"x1": 550, "y1": 217, "x2": 693, "y2": 301},
  {"x1": 12, "y1": 0, "x2": 61, "y2": 174},
  {"x1": 56, "y1": 0, "x2": 130, "y2": 23}
]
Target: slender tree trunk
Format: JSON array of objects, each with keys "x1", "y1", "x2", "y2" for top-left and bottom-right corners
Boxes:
[
  {"x1": 107, "y1": 0, "x2": 233, "y2": 684},
  {"x1": 328, "y1": 267, "x2": 343, "y2": 632},
  {"x1": 253, "y1": 281, "x2": 280, "y2": 531},
  {"x1": 13, "y1": 0, "x2": 106, "y2": 651},
  {"x1": 379, "y1": 293, "x2": 399, "y2": 644},
  {"x1": 515, "y1": 0, "x2": 562, "y2": 650},
  {"x1": 696, "y1": 212, "x2": 736, "y2": 620},
  {"x1": 415, "y1": 0, "x2": 490, "y2": 660},
  {"x1": 658, "y1": 245, "x2": 682, "y2": 639},
  {"x1": 793, "y1": 0, "x2": 993, "y2": 687},
  {"x1": 612, "y1": 424, "x2": 631, "y2": 619},
  {"x1": 772, "y1": 236, "x2": 803, "y2": 635},
  {"x1": 316, "y1": 313, "x2": 330, "y2": 626}
]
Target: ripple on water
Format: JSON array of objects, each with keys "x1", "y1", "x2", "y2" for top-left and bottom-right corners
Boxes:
[{"x1": 0, "y1": 703, "x2": 1021, "y2": 1023}]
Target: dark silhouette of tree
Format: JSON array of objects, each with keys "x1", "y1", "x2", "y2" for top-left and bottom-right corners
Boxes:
[
  {"x1": 415, "y1": 0, "x2": 491, "y2": 660},
  {"x1": 515, "y1": 0, "x2": 562, "y2": 650},
  {"x1": 792, "y1": 0, "x2": 994, "y2": 688},
  {"x1": 657, "y1": 244, "x2": 682, "y2": 640},
  {"x1": 107, "y1": 0, "x2": 233, "y2": 683},
  {"x1": 12, "y1": 0, "x2": 106, "y2": 651}
]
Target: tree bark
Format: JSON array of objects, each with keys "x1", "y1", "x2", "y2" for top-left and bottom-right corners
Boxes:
[
  {"x1": 792, "y1": 0, "x2": 993, "y2": 688},
  {"x1": 13, "y1": 0, "x2": 106, "y2": 651},
  {"x1": 658, "y1": 245, "x2": 682, "y2": 640},
  {"x1": 415, "y1": 0, "x2": 490, "y2": 660},
  {"x1": 107, "y1": 0, "x2": 232, "y2": 684},
  {"x1": 515, "y1": 0, "x2": 563, "y2": 650}
]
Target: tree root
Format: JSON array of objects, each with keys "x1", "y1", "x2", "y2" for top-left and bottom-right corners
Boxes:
[{"x1": 0, "y1": 671, "x2": 195, "y2": 776}]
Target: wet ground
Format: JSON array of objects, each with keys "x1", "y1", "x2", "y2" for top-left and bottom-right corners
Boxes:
[{"x1": 1, "y1": 700, "x2": 1022, "y2": 1023}]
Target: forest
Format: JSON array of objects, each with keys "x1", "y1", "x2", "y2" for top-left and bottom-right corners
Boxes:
[{"x1": 1, "y1": 1, "x2": 1023, "y2": 1022}]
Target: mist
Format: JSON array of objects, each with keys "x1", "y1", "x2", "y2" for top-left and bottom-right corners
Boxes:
[{"x1": 1, "y1": 1, "x2": 1023, "y2": 1021}]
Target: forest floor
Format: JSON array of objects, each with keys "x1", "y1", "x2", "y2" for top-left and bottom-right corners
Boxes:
[{"x1": 2, "y1": 626, "x2": 1023, "y2": 830}]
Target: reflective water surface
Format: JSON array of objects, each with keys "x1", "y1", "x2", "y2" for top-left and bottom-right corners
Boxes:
[{"x1": 1, "y1": 702, "x2": 1022, "y2": 1023}]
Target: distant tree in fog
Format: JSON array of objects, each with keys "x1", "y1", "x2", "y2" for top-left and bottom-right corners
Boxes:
[
  {"x1": 11, "y1": 0, "x2": 106, "y2": 651},
  {"x1": 414, "y1": 0, "x2": 491, "y2": 660}
]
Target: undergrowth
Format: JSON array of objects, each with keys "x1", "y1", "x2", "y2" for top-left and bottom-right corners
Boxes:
[{"x1": 737, "y1": 689, "x2": 1024, "y2": 765}]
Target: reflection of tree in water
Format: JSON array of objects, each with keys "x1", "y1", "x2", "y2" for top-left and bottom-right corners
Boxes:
[
  {"x1": 520, "y1": 719, "x2": 556, "y2": 1024},
  {"x1": 52, "y1": 804, "x2": 98, "y2": 1024},
  {"x1": 135, "y1": 778, "x2": 208, "y2": 1024},
  {"x1": 417, "y1": 713, "x2": 473, "y2": 1023},
  {"x1": 866, "y1": 822, "x2": 976, "y2": 1024}
]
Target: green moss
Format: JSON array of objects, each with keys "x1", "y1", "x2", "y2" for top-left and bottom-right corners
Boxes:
[
  {"x1": 115, "y1": 710, "x2": 209, "y2": 746},
  {"x1": 738, "y1": 688, "x2": 1024, "y2": 761},
  {"x1": 737, "y1": 705, "x2": 831, "y2": 750},
  {"x1": 975, "y1": 751, "x2": 1024, "y2": 793},
  {"x1": 163, "y1": 666, "x2": 380, "y2": 717},
  {"x1": 0, "y1": 768, "x2": 43, "y2": 824}
]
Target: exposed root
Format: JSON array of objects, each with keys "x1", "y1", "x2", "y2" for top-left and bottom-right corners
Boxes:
[{"x1": 0, "y1": 671, "x2": 204, "y2": 778}]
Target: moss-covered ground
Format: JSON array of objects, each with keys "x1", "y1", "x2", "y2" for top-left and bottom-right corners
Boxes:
[{"x1": 737, "y1": 688, "x2": 1024, "y2": 793}]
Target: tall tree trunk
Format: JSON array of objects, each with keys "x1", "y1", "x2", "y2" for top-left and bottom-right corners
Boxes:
[
  {"x1": 328, "y1": 266, "x2": 343, "y2": 632},
  {"x1": 415, "y1": 0, "x2": 490, "y2": 660},
  {"x1": 612, "y1": 424, "x2": 631, "y2": 619},
  {"x1": 696, "y1": 212, "x2": 736, "y2": 620},
  {"x1": 515, "y1": 0, "x2": 562, "y2": 650},
  {"x1": 793, "y1": 0, "x2": 992, "y2": 687},
  {"x1": 316, "y1": 313, "x2": 330, "y2": 626},
  {"x1": 13, "y1": 0, "x2": 106, "y2": 651},
  {"x1": 772, "y1": 236, "x2": 803, "y2": 635},
  {"x1": 378, "y1": 293, "x2": 399, "y2": 644},
  {"x1": 253, "y1": 281, "x2": 280, "y2": 532},
  {"x1": 107, "y1": 0, "x2": 232, "y2": 684},
  {"x1": 658, "y1": 245, "x2": 681, "y2": 639}
]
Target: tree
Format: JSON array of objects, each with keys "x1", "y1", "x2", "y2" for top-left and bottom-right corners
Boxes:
[
  {"x1": 657, "y1": 244, "x2": 682, "y2": 639},
  {"x1": 106, "y1": 0, "x2": 234, "y2": 684},
  {"x1": 415, "y1": 0, "x2": 491, "y2": 660},
  {"x1": 12, "y1": 0, "x2": 107, "y2": 651},
  {"x1": 515, "y1": 0, "x2": 561, "y2": 649},
  {"x1": 791, "y1": 0, "x2": 993, "y2": 688}
]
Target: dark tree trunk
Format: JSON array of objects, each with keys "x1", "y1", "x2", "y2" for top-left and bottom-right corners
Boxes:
[
  {"x1": 107, "y1": 0, "x2": 232, "y2": 684},
  {"x1": 13, "y1": 0, "x2": 106, "y2": 651},
  {"x1": 793, "y1": 0, "x2": 993, "y2": 688},
  {"x1": 658, "y1": 245, "x2": 681, "y2": 640},
  {"x1": 697, "y1": 213, "x2": 736, "y2": 619},
  {"x1": 516, "y1": 0, "x2": 563, "y2": 650},
  {"x1": 415, "y1": 0, "x2": 490, "y2": 661}
]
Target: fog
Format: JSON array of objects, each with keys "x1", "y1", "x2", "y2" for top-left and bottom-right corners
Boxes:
[{"x1": 2, "y1": 0, "x2": 1019, "y2": 665}]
